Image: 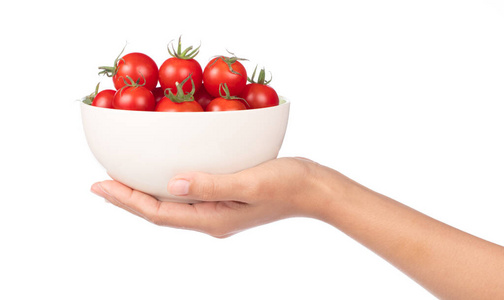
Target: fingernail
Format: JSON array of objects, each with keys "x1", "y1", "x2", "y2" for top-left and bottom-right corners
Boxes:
[{"x1": 168, "y1": 179, "x2": 190, "y2": 196}]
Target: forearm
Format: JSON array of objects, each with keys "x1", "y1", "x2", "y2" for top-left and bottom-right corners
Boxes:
[
  {"x1": 93, "y1": 157, "x2": 504, "y2": 298},
  {"x1": 312, "y1": 169, "x2": 504, "y2": 299}
]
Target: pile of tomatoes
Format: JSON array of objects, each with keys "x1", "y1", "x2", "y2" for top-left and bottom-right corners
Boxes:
[{"x1": 83, "y1": 37, "x2": 280, "y2": 112}]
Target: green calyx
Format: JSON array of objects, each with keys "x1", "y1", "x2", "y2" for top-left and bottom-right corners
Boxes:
[
  {"x1": 117, "y1": 73, "x2": 146, "y2": 96},
  {"x1": 168, "y1": 36, "x2": 200, "y2": 60},
  {"x1": 210, "y1": 50, "x2": 248, "y2": 76},
  {"x1": 120, "y1": 73, "x2": 146, "y2": 88},
  {"x1": 98, "y1": 44, "x2": 126, "y2": 77},
  {"x1": 218, "y1": 83, "x2": 248, "y2": 106},
  {"x1": 164, "y1": 74, "x2": 196, "y2": 103},
  {"x1": 82, "y1": 82, "x2": 100, "y2": 105},
  {"x1": 248, "y1": 65, "x2": 272, "y2": 85}
]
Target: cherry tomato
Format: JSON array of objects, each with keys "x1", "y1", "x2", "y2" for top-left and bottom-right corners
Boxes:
[
  {"x1": 155, "y1": 98, "x2": 203, "y2": 112},
  {"x1": 159, "y1": 37, "x2": 203, "y2": 95},
  {"x1": 193, "y1": 84, "x2": 214, "y2": 110},
  {"x1": 203, "y1": 54, "x2": 247, "y2": 97},
  {"x1": 159, "y1": 58, "x2": 202, "y2": 94},
  {"x1": 240, "y1": 84, "x2": 279, "y2": 109},
  {"x1": 92, "y1": 89, "x2": 116, "y2": 108},
  {"x1": 239, "y1": 67, "x2": 279, "y2": 109},
  {"x1": 205, "y1": 83, "x2": 247, "y2": 111},
  {"x1": 113, "y1": 86, "x2": 155, "y2": 111},
  {"x1": 152, "y1": 87, "x2": 165, "y2": 103},
  {"x1": 206, "y1": 97, "x2": 247, "y2": 111},
  {"x1": 156, "y1": 73, "x2": 203, "y2": 112},
  {"x1": 99, "y1": 50, "x2": 159, "y2": 91}
]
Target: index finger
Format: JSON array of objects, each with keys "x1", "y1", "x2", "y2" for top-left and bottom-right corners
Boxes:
[{"x1": 94, "y1": 180, "x2": 205, "y2": 230}]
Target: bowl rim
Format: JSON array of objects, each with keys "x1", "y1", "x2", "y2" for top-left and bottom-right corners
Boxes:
[{"x1": 80, "y1": 97, "x2": 289, "y2": 115}]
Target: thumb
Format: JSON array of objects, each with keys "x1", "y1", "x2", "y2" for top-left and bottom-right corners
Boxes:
[{"x1": 167, "y1": 172, "x2": 248, "y2": 202}]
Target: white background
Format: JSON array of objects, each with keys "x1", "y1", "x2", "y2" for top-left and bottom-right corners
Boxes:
[{"x1": 1, "y1": 0, "x2": 503, "y2": 299}]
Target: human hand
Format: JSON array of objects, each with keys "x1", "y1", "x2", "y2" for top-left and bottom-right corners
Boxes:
[{"x1": 90, "y1": 157, "x2": 342, "y2": 238}]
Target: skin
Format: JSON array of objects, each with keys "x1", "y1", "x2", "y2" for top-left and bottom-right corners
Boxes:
[{"x1": 91, "y1": 157, "x2": 504, "y2": 299}]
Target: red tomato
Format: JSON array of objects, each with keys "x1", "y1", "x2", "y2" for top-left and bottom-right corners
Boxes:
[
  {"x1": 159, "y1": 58, "x2": 202, "y2": 94},
  {"x1": 206, "y1": 97, "x2": 247, "y2": 111},
  {"x1": 159, "y1": 37, "x2": 203, "y2": 95},
  {"x1": 240, "y1": 84, "x2": 279, "y2": 109},
  {"x1": 113, "y1": 86, "x2": 155, "y2": 111},
  {"x1": 92, "y1": 89, "x2": 116, "y2": 108},
  {"x1": 239, "y1": 66, "x2": 279, "y2": 109},
  {"x1": 99, "y1": 51, "x2": 159, "y2": 91},
  {"x1": 193, "y1": 84, "x2": 214, "y2": 110},
  {"x1": 155, "y1": 98, "x2": 203, "y2": 112},
  {"x1": 156, "y1": 73, "x2": 203, "y2": 112},
  {"x1": 152, "y1": 87, "x2": 165, "y2": 103},
  {"x1": 203, "y1": 55, "x2": 247, "y2": 97}
]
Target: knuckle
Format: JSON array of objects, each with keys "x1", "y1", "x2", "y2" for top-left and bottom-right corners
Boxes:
[
  {"x1": 208, "y1": 227, "x2": 231, "y2": 239},
  {"x1": 144, "y1": 201, "x2": 165, "y2": 226},
  {"x1": 242, "y1": 179, "x2": 261, "y2": 200},
  {"x1": 199, "y1": 178, "x2": 217, "y2": 201},
  {"x1": 211, "y1": 233, "x2": 231, "y2": 239},
  {"x1": 197, "y1": 219, "x2": 233, "y2": 239},
  {"x1": 148, "y1": 214, "x2": 163, "y2": 226}
]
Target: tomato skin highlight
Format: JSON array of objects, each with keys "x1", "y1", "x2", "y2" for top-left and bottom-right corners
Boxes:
[
  {"x1": 239, "y1": 83, "x2": 279, "y2": 109},
  {"x1": 113, "y1": 86, "x2": 156, "y2": 111},
  {"x1": 155, "y1": 98, "x2": 203, "y2": 112},
  {"x1": 113, "y1": 53, "x2": 159, "y2": 91},
  {"x1": 206, "y1": 97, "x2": 247, "y2": 111},
  {"x1": 203, "y1": 57, "x2": 247, "y2": 97},
  {"x1": 92, "y1": 89, "x2": 116, "y2": 108},
  {"x1": 159, "y1": 58, "x2": 203, "y2": 95}
]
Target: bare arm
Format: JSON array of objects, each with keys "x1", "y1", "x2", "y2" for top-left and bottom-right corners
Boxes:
[
  {"x1": 314, "y1": 165, "x2": 504, "y2": 299},
  {"x1": 91, "y1": 157, "x2": 504, "y2": 299}
]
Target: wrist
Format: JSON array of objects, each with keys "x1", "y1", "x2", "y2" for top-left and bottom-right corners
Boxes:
[{"x1": 300, "y1": 164, "x2": 367, "y2": 224}]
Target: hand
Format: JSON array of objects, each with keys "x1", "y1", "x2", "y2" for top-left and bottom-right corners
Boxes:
[
  {"x1": 90, "y1": 157, "x2": 341, "y2": 238},
  {"x1": 91, "y1": 157, "x2": 504, "y2": 299}
]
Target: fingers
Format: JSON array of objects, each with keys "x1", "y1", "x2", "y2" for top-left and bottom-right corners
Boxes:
[
  {"x1": 90, "y1": 179, "x2": 260, "y2": 237},
  {"x1": 91, "y1": 180, "x2": 204, "y2": 230},
  {"x1": 168, "y1": 172, "x2": 252, "y2": 202},
  {"x1": 91, "y1": 181, "x2": 147, "y2": 219},
  {"x1": 88, "y1": 157, "x2": 317, "y2": 236}
]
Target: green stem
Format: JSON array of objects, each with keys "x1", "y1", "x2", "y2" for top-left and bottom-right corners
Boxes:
[
  {"x1": 164, "y1": 74, "x2": 196, "y2": 103},
  {"x1": 247, "y1": 65, "x2": 272, "y2": 85},
  {"x1": 218, "y1": 83, "x2": 249, "y2": 106},
  {"x1": 97, "y1": 66, "x2": 116, "y2": 77},
  {"x1": 97, "y1": 44, "x2": 127, "y2": 77},
  {"x1": 167, "y1": 36, "x2": 201, "y2": 60}
]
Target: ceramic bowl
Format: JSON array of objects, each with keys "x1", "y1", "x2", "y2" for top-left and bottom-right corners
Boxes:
[{"x1": 81, "y1": 100, "x2": 290, "y2": 203}]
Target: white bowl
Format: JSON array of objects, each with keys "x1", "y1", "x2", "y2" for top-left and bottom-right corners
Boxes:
[{"x1": 81, "y1": 100, "x2": 290, "y2": 203}]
